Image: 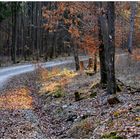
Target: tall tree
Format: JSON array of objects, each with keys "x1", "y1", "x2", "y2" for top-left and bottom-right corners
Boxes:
[
  {"x1": 128, "y1": 2, "x2": 136, "y2": 53},
  {"x1": 11, "y1": 2, "x2": 18, "y2": 64},
  {"x1": 97, "y1": 2, "x2": 107, "y2": 86},
  {"x1": 105, "y1": 2, "x2": 116, "y2": 94}
]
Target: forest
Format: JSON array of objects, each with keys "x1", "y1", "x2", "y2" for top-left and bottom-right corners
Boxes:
[{"x1": 0, "y1": 1, "x2": 140, "y2": 139}]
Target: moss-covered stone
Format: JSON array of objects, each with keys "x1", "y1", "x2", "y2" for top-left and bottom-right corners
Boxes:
[
  {"x1": 116, "y1": 84, "x2": 123, "y2": 92},
  {"x1": 90, "y1": 92, "x2": 97, "y2": 98},
  {"x1": 107, "y1": 96, "x2": 120, "y2": 105},
  {"x1": 53, "y1": 88, "x2": 64, "y2": 98},
  {"x1": 101, "y1": 131, "x2": 124, "y2": 139},
  {"x1": 67, "y1": 118, "x2": 94, "y2": 138}
]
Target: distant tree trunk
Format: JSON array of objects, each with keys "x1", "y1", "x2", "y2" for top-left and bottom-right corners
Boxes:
[
  {"x1": 50, "y1": 32, "x2": 56, "y2": 59},
  {"x1": 73, "y1": 46, "x2": 80, "y2": 71},
  {"x1": 36, "y1": 3, "x2": 39, "y2": 60},
  {"x1": 21, "y1": 6, "x2": 24, "y2": 59},
  {"x1": 11, "y1": 2, "x2": 17, "y2": 64},
  {"x1": 128, "y1": 2, "x2": 136, "y2": 53},
  {"x1": 21, "y1": 2, "x2": 26, "y2": 60},
  {"x1": 121, "y1": 17, "x2": 125, "y2": 49},
  {"x1": 106, "y1": 2, "x2": 116, "y2": 94},
  {"x1": 80, "y1": 60, "x2": 84, "y2": 71},
  {"x1": 87, "y1": 57, "x2": 93, "y2": 69},
  {"x1": 39, "y1": 2, "x2": 43, "y2": 57},
  {"x1": 94, "y1": 53, "x2": 97, "y2": 73},
  {"x1": 72, "y1": 39, "x2": 80, "y2": 71},
  {"x1": 98, "y1": 2, "x2": 107, "y2": 85},
  {"x1": 32, "y1": 2, "x2": 36, "y2": 58},
  {"x1": 36, "y1": 2, "x2": 42, "y2": 60}
]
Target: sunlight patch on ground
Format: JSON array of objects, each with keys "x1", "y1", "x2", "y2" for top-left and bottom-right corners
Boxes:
[
  {"x1": 0, "y1": 87, "x2": 32, "y2": 110},
  {"x1": 132, "y1": 48, "x2": 140, "y2": 61},
  {"x1": 37, "y1": 68, "x2": 78, "y2": 95}
]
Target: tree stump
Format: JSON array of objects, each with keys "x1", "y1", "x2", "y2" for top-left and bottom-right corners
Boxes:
[
  {"x1": 107, "y1": 95, "x2": 120, "y2": 105},
  {"x1": 74, "y1": 92, "x2": 81, "y2": 101},
  {"x1": 87, "y1": 57, "x2": 93, "y2": 69},
  {"x1": 80, "y1": 61, "x2": 84, "y2": 71},
  {"x1": 94, "y1": 54, "x2": 97, "y2": 72}
]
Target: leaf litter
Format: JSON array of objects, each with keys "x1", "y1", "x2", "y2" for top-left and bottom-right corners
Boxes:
[{"x1": 0, "y1": 64, "x2": 139, "y2": 139}]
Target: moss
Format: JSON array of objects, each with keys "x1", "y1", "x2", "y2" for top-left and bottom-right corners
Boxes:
[
  {"x1": 101, "y1": 132, "x2": 124, "y2": 139},
  {"x1": 113, "y1": 111, "x2": 120, "y2": 118},
  {"x1": 56, "y1": 107, "x2": 63, "y2": 114},
  {"x1": 107, "y1": 119, "x2": 115, "y2": 128},
  {"x1": 90, "y1": 92, "x2": 97, "y2": 98},
  {"x1": 135, "y1": 117, "x2": 140, "y2": 121},
  {"x1": 116, "y1": 84, "x2": 123, "y2": 92},
  {"x1": 136, "y1": 124, "x2": 140, "y2": 127},
  {"x1": 53, "y1": 87, "x2": 64, "y2": 98}
]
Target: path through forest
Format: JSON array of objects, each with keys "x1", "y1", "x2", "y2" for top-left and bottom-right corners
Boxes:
[
  {"x1": 0, "y1": 56, "x2": 89, "y2": 89},
  {"x1": 0, "y1": 52, "x2": 140, "y2": 138}
]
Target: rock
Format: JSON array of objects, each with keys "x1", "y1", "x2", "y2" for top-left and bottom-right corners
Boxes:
[
  {"x1": 74, "y1": 92, "x2": 81, "y2": 101},
  {"x1": 107, "y1": 95, "x2": 121, "y2": 105},
  {"x1": 1, "y1": 127, "x2": 5, "y2": 133},
  {"x1": 132, "y1": 106, "x2": 140, "y2": 114},
  {"x1": 68, "y1": 104, "x2": 78, "y2": 110},
  {"x1": 81, "y1": 114, "x2": 90, "y2": 120},
  {"x1": 85, "y1": 70, "x2": 94, "y2": 76},
  {"x1": 116, "y1": 84, "x2": 123, "y2": 92},
  {"x1": 66, "y1": 114, "x2": 77, "y2": 122},
  {"x1": 62, "y1": 105, "x2": 68, "y2": 109},
  {"x1": 67, "y1": 118, "x2": 93, "y2": 138},
  {"x1": 90, "y1": 92, "x2": 97, "y2": 98}
]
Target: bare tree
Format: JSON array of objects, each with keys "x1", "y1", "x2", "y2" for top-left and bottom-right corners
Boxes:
[
  {"x1": 128, "y1": 2, "x2": 137, "y2": 53},
  {"x1": 11, "y1": 2, "x2": 18, "y2": 64}
]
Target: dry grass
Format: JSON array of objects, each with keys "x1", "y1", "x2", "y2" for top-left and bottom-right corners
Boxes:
[
  {"x1": 34, "y1": 64, "x2": 78, "y2": 95},
  {"x1": 132, "y1": 48, "x2": 140, "y2": 61}
]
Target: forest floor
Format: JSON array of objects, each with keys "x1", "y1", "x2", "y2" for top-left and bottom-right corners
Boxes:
[{"x1": 0, "y1": 52, "x2": 140, "y2": 139}]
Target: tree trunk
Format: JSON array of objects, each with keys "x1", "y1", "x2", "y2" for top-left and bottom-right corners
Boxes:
[
  {"x1": 87, "y1": 57, "x2": 93, "y2": 70},
  {"x1": 98, "y1": 2, "x2": 107, "y2": 85},
  {"x1": 128, "y1": 2, "x2": 136, "y2": 53},
  {"x1": 11, "y1": 2, "x2": 17, "y2": 64},
  {"x1": 72, "y1": 39, "x2": 80, "y2": 71},
  {"x1": 94, "y1": 53, "x2": 97, "y2": 73},
  {"x1": 106, "y1": 2, "x2": 116, "y2": 94},
  {"x1": 80, "y1": 60, "x2": 84, "y2": 71}
]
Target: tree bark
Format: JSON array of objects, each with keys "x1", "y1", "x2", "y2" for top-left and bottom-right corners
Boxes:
[
  {"x1": 71, "y1": 39, "x2": 80, "y2": 71},
  {"x1": 106, "y1": 2, "x2": 116, "y2": 94},
  {"x1": 94, "y1": 53, "x2": 97, "y2": 73},
  {"x1": 11, "y1": 2, "x2": 17, "y2": 64},
  {"x1": 98, "y1": 2, "x2": 107, "y2": 85},
  {"x1": 128, "y1": 2, "x2": 136, "y2": 53}
]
